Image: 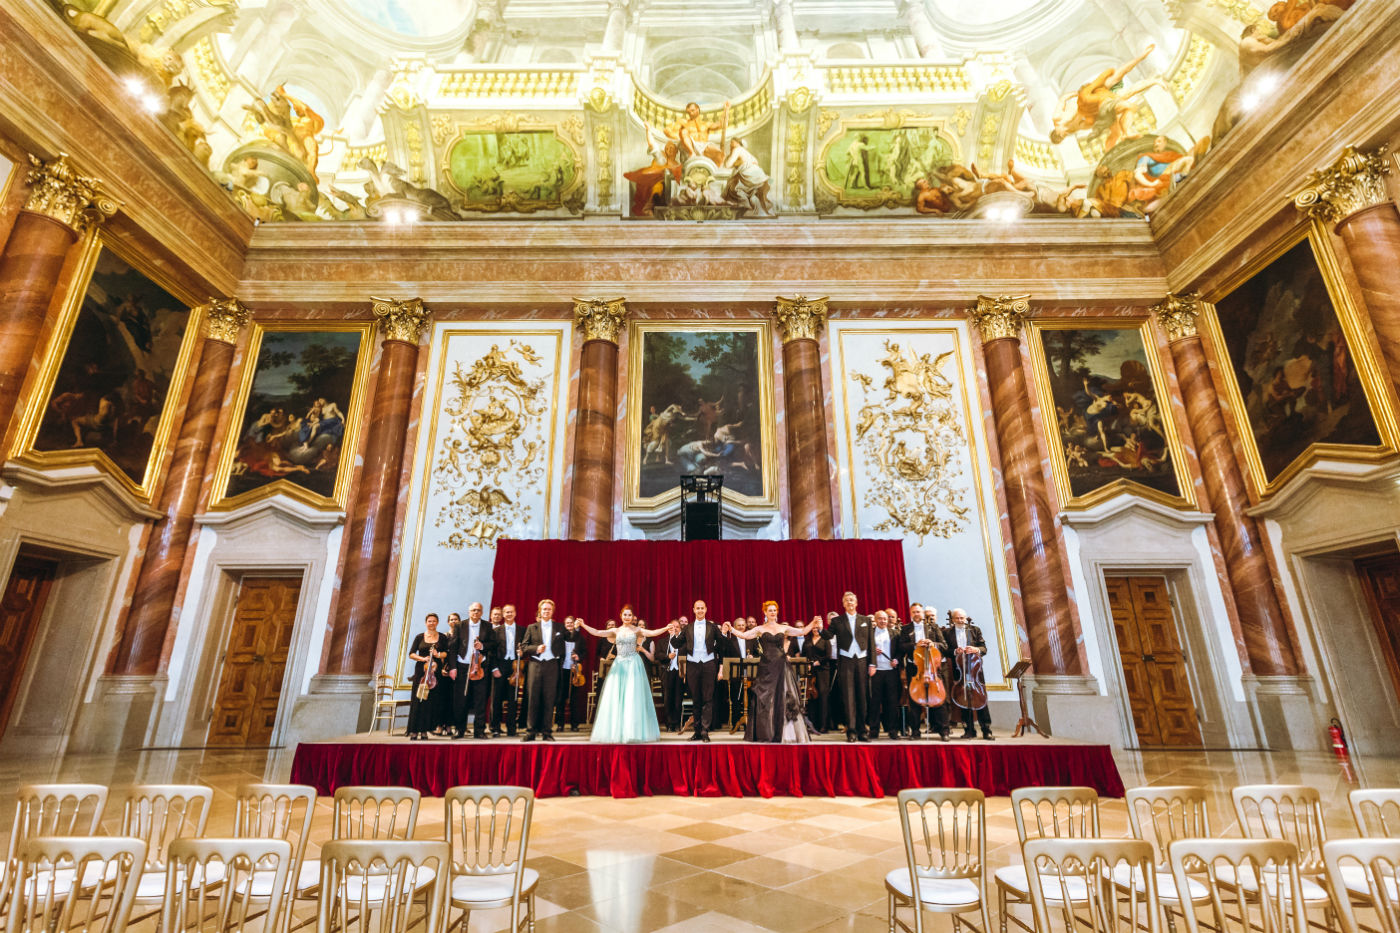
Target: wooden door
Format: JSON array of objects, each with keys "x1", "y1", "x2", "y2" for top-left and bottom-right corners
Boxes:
[
  {"x1": 1355, "y1": 553, "x2": 1400, "y2": 707},
  {"x1": 0, "y1": 554, "x2": 58, "y2": 737},
  {"x1": 1106, "y1": 576, "x2": 1203, "y2": 747},
  {"x1": 208, "y1": 576, "x2": 302, "y2": 746}
]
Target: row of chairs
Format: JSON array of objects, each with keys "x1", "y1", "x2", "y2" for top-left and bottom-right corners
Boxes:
[
  {"x1": 887, "y1": 785, "x2": 1400, "y2": 933},
  {"x1": 0, "y1": 783, "x2": 536, "y2": 933}
]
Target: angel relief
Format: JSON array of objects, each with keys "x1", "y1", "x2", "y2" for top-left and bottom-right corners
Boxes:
[
  {"x1": 852, "y1": 341, "x2": 970, "y2": 543},
  {"x1": 433, "y1": 341, "x2": 549, "y2": 549}
]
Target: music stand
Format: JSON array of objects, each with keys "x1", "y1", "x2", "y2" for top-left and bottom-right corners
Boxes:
[
  {"x1": 680, "y1": 475, "x2": 723, "y2": 540},
  {"x1": 1007, "y1": 658, "x2": 1043, "y2": 737}
]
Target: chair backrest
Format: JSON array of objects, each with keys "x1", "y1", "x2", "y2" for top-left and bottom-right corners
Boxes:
[
  {"x1": 162, "y1": 838, "x2": 293, "y2": 933},
  {"x1": 1325, "y1": 838, "x2": 1400, "y2": 933},
  {"x1": 3, "y1": 783, "x2": 108, "y2": 906},
  {"x1": 8, "y1": 836, "x2": 147, "y2": 933},
  {"x1": 316, "y1": 840, "x2": 448, "y2": 933},
  {"x1": 1231, "y1": 785, "x2": 1326, "y2": 875},
  {"x1": 1011, "y1": 786, "x2": 1100, "y2": 843},
  {"x1": 332, "y1": 787, "x2": 420, "y2": 841},
  {"x1": 896, "y1": 787, "x2": 986, "y2": 907},
  {"x1": 1126, "y1": 786, "x2": 1211, "y2": 866},
  {"x1": 120, "y1": 784, "x2": 213, "y2": 873},
  {"x1": 1349, "y1": 789, "x2": 1400, "y2": 839},
  {"x1": 1168, "y1": 838, "x2": 1308, "y2": 933},
  {"x1": 235, "y1": 784, "x2": 316, "y2": 872},
  {"x1": 374, "y1": 675, "x2": 396, "y2": 704},
  {"x1": 444, "y1": 786, "x2": 533, "y2": 881},
  {"x1": 1024, "y1": 838, "x2": 1158, "y2": 933}
]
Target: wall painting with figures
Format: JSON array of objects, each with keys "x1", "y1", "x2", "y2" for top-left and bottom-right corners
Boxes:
[
  {"x1": 209, "y1": 324, "x2": 372, "y2": 511},
  {"x1": 14, "y1": 237, "x2": 199, "y2": 499},
  {"x1": 1028, "y1": 320, "x2": 1193, "y2": 510},
  {"x1": 625, "y1": 322, "x2": 778, "y2": 508},
  {"x1": 1203, "y1": 225, "x2": 1399, "y2": 496}
]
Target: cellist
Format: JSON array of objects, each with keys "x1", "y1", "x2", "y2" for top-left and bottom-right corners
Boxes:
[
  {"x1": 943, "y1": 608, "x2": 994, "y2": 740},
  {"x1": 897, "y1": 603, "x2": 950, "y2": 741}
]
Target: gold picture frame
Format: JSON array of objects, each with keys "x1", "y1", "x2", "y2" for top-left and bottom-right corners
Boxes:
[
  {"x1": 814, "y1": 109, "x2": 960, "y2": 212},
  {"x1": 207, "y1": 322, "x2": 374, "y2": 512},
  {"x1": 624, "y1": 320, "x2": 779, "y2": 510},
  {"x1": 435, "y1": 113, "x2": 586, "y2": 214},
  {"x1": 1201, "y1": 220, "x2": 1400, "y2": 498},
  {"x1": 1027, "y1": 318, "x2": 1197, "y2": 511},
  {"x1": 9, "y1": 230, "x2": 203, "y2": 502}
]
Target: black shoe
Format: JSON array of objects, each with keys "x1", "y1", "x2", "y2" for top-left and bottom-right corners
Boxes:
[
  {"x1": 491, "y1": 730, "x2": 503, "y2": 737},
  {"x1": 961, "y1": 731, "x2": 976, "y2": 740},
  {"x1": 507, "y1": 730, "x2": 517, "y2": 737},
  {"x1": 523, "y1": 733, "x2": 536, "y2": 742},
  {"x1": 543, "y1": 734, "x2": 556, "y2": 742},
  {"x1": 701, "y1": 733, "x2": 711, "y2": 742},
  {"x1": 940, "y1": 732, "x2": 951, "y2": 742},
  {"x1": 858, "y1": 734, "x2": 871, "y2": 743},
  {"x1": 846, "y1": 734, "x2": 857, "y2": 743},
  {"x1": 571, "y1": 725, "x2": 579, "y2": 732},
  {"x1": 689, "y1": 734, "x2": 704, "y2": 741},
  {"x1": 982, "y1": 731, "x2": 995, "y2": 741}
]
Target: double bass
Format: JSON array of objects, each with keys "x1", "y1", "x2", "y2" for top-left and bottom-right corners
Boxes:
[{"x1": 949, "y1": 614, "x2": 988, "y2": 713}]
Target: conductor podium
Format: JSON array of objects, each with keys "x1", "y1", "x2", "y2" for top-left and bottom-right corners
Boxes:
[{"x1": 680, "y1": 475, "x2": 722, "y2": 541}]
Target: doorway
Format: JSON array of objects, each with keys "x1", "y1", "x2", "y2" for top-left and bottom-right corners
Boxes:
[
  {"x1": 1105, "y1": 575, "x2": 1203, "y2": 747},
  {"x1": 1355, "y1": 552, "x2": 1400, "y2": 708},
  {"x1": 208, "y1": 575, "x2": 303, "y2": 746},
  {"x1": 0, "y1": 553, "x2": 59, "y2": 738}
]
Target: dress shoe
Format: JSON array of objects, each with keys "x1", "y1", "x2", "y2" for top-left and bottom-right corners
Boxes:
[
  {"x1": 689, "y1": 734, "x2": 705, "y2": 741},
  {"x1": 940, "y1": 732, "x2": 951, "y2": 742},
  {"x1": 571, "y1": 725, "x2": 579, "y2": 732},
  {"x1": 523, "y1": 733, "x2": 536, "y2": 742},
  {"x1": 858, "y1": 734, "x2": 871, "y2": 742},
  {"x1": 701, "y1": 734, "x2": 711, "y2": 742},
  {"x1": 961, "y1": 730, "x2": 976, "y2": 740},
  {"x1": 982, "y1": 731, "x2": 995, "y2": 741},
  {"x1": 846, "y1": 734, "x2": 857, "y2": 743},
  {"x1": 543, "y1": 734, "x2": 556, "y2": 742}
]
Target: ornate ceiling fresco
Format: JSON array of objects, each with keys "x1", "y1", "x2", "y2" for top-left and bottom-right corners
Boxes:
[{"x1": 52, "y1": 0, "x2": 1355, "y2": 223}]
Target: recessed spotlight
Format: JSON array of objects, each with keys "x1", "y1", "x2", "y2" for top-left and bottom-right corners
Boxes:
[
  {"x1": 1241, "y1": 92, "x2": 1260, "y2": 111},
  {"x1": 123, "y1": 75, "x2": 146, "y2": 95}
]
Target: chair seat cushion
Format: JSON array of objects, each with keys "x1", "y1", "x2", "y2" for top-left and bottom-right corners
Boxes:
[
  {"x1": 132, "y1": 862, "x2": 228, "y2": 901},
  {"x1": 340, "y1": 866, "x2": 438, "y2": 901},
  {"x1": 994, "y1": 865, "x2": 1089, "y2": 902},
  {"x1": 1109, "y1": 864, "x2": 1209, "y2": 902},
  {"x1": 884, "y1": 869, "x2": 981, "y2": 906},
  {"x1": 1213, "y1": 865, "x2": 1328, "y2": 902},
  {"x1": 450, "y1": 869, "x2": 539, "y2": 906},
  {"x1": 294, "y1": 860, "x2": 321, "y2": 894},
  {"x1": 1338, "y1": 863, "x2": 1400, "y2": 900}
]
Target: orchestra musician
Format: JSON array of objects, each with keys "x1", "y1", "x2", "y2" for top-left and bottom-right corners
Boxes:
[
  {"x1": 406, "y1": 612, "x2": 448, "y2": 740},
  {"x1": 897, "y1": 602, "x2": 951, "y2": 741},
  {"x1": 867, "y1": 610, "x2": 901, "y2": 739},
  {"x1": 828, "y1": 591, "x2": 873, "y2": 742},
  {"x1": 554, "y1": 615, "x2": 585, "y2": 732},
  {"x1": 657, "y1": 622, "x2": 684, "y2": 733},
  {"x1": 670, "y1": 600, "x2": 725, "y2": 742},
  {"x1": 448, "y1": 602, "x2": 496, "y2": 739},
  {"x1": 787, "y1": 617, "x2": 824, "y2": 733},
  {"x1": 490, "y1": 604, "x2": 523, "y2": 737},
  {"x1": 520, "y1": 598, "x2": 568, "y2": 741},
  {"x1": 721, "y1": 616, "x2": 751, "y2": 730},
  {"x1": 943, "y1": 608, "x2": 994, "y2": 740}
]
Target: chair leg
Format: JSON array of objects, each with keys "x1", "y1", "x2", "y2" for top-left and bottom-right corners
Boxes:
[
  {"x1": 528, "y1": 892, "x2": 536, "y2": 933},
  {"x1": 999, "y1": 888, "x2": 1008, "y2": 933},
  {"x1": 888, "y1": 891, "x2": 897, "y2": 933}
]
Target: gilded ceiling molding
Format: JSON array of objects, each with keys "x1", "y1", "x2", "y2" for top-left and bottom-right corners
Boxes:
[
  {"x1": 1293, "y1": 144, "x2": 1393, "y2": 224},
  {"x1": 772, "y1": 295, "x2": 829, "y2": 343},
  {"x1": 968, "y1": 294, "x2": 1031, "y2": 343},
  {"x1": 23, "y1": 153, "x2": 120, "y2": 235},
  {"x1": 199, "y1": 297, "x2": 250, "y2": 345},
  {"x1": 372, "y1": 296, "x2": 431, "y2": 344},
  {"x1": 1151, "y1": 292, "x2": 1204, "y2": 343},
  {"x1": 572, "y1": 297, "x2": 628, "y2": 344}
]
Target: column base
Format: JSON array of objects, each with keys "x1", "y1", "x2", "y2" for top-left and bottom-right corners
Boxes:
[
  {"x1": 285, "y1": 674, "x2": 375, "y2": 744},
  {"x1": 67, "y1": 674, "x2": 167, "y2": 753},
  {"x1": 1243, "y1": 674, "x2": 1323, "y2": 751},
  {"x1": 1025, "y1": 674, "x2": 1123, "y2": 747}
]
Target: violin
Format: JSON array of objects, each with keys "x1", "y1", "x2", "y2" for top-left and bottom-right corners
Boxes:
[
  {"x1": 949, "y1": 614, "x2": 988, "y2": 711},
  {"x1": 571, "y1": 657, "x2": 585, "y2": 688},
  {"x1": 467, "y1": 645, "x2": 484, "y2": 681},
  {"x1": 417, "y1": 637, "x2": 439, "y2": 700},
  {"x1": 908, "y1": 640, "x2": 947, "y2": 707}
]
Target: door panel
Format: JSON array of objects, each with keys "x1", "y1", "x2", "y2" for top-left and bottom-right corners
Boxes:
[
  {"x1": 208, "y1": 576, "x2": 302, "y2": 746},
  {"x1": 1107, "y1": 575, "x2": 1203, "y2": 747},
  {"x1": 1355, "y1": 553, "x2": 1400, "y2": 708},
  {"x1": 0, "y1": 555, "x2": 58, "y2": 737},
  {"x1": 1106, "y1": 577, "x2": 1162, "y2": 745}
]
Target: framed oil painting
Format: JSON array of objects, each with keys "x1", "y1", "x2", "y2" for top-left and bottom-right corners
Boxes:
[
  {"x1": 1029, "y1": 320, "x2": 1193, "y2": 509},
  {"x1": 210, "y1": 323, "x2": 372, "y2": 510},
  {"x1": 1203, "y1": 224, "x2": 1399, "y2": 495},
  {"x1": 625, "y1": 322, "x2": 778, "y2": 508},
  {"x1": 14, "y1": 235, "x2": 199, "y2": 499}
]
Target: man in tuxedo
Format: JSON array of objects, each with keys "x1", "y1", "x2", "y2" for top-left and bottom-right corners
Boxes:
[
  {"x1": 721, "y1": 616, "x2": 752, "y2": 731},
  {"x1": 449, "y1": 601, "x2": 496, "y2": 739},
  {"x1": 829, "y1": 590, "x2": 873, "y2": 741},
  {"x1": 519, "y1": 598, "x2": 568, "y2": 741},
  {"x1": 658, "y1": 624, "x2": 684, "y2": 732},
  {"x1": 554, "y1": 616, "x2": 585, "y2": 732},
  {"x1": 897, "y1": 602, "x2": 950, "y2": 741},
  {"x1": 787, "y1": 617, "x2": 821, "y2": 732},
  {"x1": 943, "y1": 608, "x2": 994, "y2": 740},
  {"x1": 671, "y1": 599, "x2": 723, "y2": 741},
  {"x1": 490, "y1": 604, "x2": 522, "y2": 737}
]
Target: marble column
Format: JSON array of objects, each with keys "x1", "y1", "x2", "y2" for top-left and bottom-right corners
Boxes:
[
  {"x1": 898, "y1": 0, "x2": 942, "y2": 58},
  {"x1": 0, "y1": 154, "x2": 117, "y2": 440},
  {"x1": 602, "y1": 0, "x2": 627, "y2": 52},
  {"x1": 970, "y1": 295, "x2": 1082, "y2": 676},
  {"x1": 1294, "y1": 145, "x2": 1400, "y2": 396},
  {"x1": 772, "y1": 0, "x2": 800, "y2": 53},
  {"x1": 772, "y1": 296, "x2": 834, "y2": 539},
  {"x1": 568, "y1": 298, "x2": 627, "y2": 540},
  {"x1": 111, "y1": 299, "x2": 249, "y2": 676},
  {"x1": 325, "y1": 297, "x2": 430, "y2": 677},
  {"x1": 1154, "y1": 293, "x2": 1298, "y2": 675}
]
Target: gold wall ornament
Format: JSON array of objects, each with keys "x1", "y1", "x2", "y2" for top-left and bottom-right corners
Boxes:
[
  {"x1": 1151, "y1": 292, "x2": 1204, "y2": 342},
  {"x1": 372, "y1": 296, "x2": 431, "y2": 344},
  {"x1": 200, "y1": 297, "x2": 250, "y2": 344},
  {"x1": 433, "y1": 340, "x2": 549, "y2": 549},
  {"x1": 850, "y1": 340, "x2": 970, "y2": 543},
  {"x1": 23, "y1": 154, "x2": 120, "y2": 235},
  {"x1": 573, "y1": 297, "x2": 628, "y2": 343},
  {"x1": 1293, "y1": 144, "x2": 1393, "y2": 224},
  {"x1": 773, "y1": 295, "x2": 829, "y2": 342},
  {"x1": 968, "y1": 295, "x2": 1031, "y2": 343}
]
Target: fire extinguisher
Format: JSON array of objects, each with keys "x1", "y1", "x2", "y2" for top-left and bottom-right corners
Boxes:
[{"x1": 1328, "y1": 718, "x2": 1349, "y2": 762}]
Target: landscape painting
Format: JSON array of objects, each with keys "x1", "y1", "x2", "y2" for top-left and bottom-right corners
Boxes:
[
  {"x1": 445, "y1": 129, "x2": 580, "y2": 211},
  {"x1": 31, "y1": 246, "x2": 193, "y2": 489},
  {"x1": 217, "y1": 326, "x2": 369, "y2": 507}
]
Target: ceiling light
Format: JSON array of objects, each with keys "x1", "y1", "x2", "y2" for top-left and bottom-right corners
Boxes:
[
  {"x1": 142, "y1": 93, "x2": 164, "y2": 113},
  {"x1": 123, "y1": 75, "x2": 146, "y2": 95},
  {"x1": 1256, "y1": 71, "x2": 1282, "y2": 93},
  {"x1": 1241, "y1": 92, "x2": 1260, "y2": 111}
]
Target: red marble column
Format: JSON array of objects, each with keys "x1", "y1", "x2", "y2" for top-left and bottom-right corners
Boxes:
[
  {"x1": 111, "y1": 300, "x2": 248, "y2": 675},
  {"x1": 972, "y1": 296, "x2": 1082, "y2": 675},
  {"x1": 325, "y1": 298, "x2": 430, "y2": 677},
  {"x1": 1155, "y1": 295, "x2": 1298, "y2": 675},
  {"x1": 773, "y1": 296, "x2": 834, "y2": 539},
  {"x1": 568, "y1": 298, "x2": 626, "y2": 540},
  {"x1": 0, "y1": 155, "x2": 115, "y2": 440}
]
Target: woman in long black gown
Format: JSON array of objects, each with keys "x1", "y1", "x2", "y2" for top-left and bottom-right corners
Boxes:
[
  {"x1": 727, "y1": 602, "x2": 819, "y2": 743},
  {"x1": 406, "y1": 612, "x2": 448, "y2": 740}
]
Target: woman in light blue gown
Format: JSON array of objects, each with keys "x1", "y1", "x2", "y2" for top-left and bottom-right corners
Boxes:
[{"x1": 577, "y1": 607, "x2": 670, "y2": 743}]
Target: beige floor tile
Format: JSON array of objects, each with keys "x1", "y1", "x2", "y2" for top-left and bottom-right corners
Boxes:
[
  {"x1": 670, "y1": 820, "x2": 750, "y2": 841},
  {"x1": 717, "y1": 888, "x2": 851, "y2": 932}
]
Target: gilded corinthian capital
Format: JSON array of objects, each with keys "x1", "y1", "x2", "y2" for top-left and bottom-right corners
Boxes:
[
  {"x1": 573, "y1": 297, "x2": 628, "y2": 343},
  {"x1": 1293, "y1": 145, "x2": 1393, "y2": 224},
  {"x1": 371, "y1": 296, "x2": 431, "y2": 343},
  {"x1": 199, "y1": 298, "x2": 250, "y2": 344},
  {"x1": 23, "y1": 153, "x2": 120, "y2": 235},
  {"x1": 772, "y1": 295, "x2": 828, "y2": 343},
  {"x1": 1151, "y1": 292, "x2": 1204, "y2": 342},
  {"x1": 968, "y1": 295, "x2": 1031, "y2": 343}
]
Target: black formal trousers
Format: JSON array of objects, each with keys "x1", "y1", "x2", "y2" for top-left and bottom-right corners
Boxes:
[
  {"x1": 660, "y1": 667, "x2": 683, "y2": 731},
  {"x1": 837, "y1": 656, "x2": 869, "y2": 738},
  {"x1": 554, "y1": 668, "x2": 586, "y2": 729},
  {"x1": 686, "y1": 659, "x2": 718, "y2": 737},
  {"x1": 868, "y1": 668, "x2": 901, "y2": 738},
  {"x1": 452, "y1": 670, "x2": 492, "y2": 737},
  {"x1": 526, "y1": 658, "x2": 561, "y2": 737},
  {"x1": 491, "y1": 665, "x2": 520, "y2": 735}
]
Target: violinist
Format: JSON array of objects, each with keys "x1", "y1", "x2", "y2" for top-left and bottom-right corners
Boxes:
[
  {"x1": 554, "y1": 615, "x2": 585, "y2": 733},
  {"x1": 866, "y1": 610, "x2": 901, "y2": 739},
  {"x1": 658, "y1": 621, "x2": 684, "y2": 733},
  {"x1": 897, "y1": 603, "x2": 950, "y2": 741},
  {"x1": 943, "y1": 608, "x2": 994, "y2": 740},
  {"x1": 406, "y1": 613, "x2": 448, "y2": 740},
  {"x1": 793, "y1": 616, "x2": 832, "y2": 734},
  {"x1": 490, "y1": 604, "x2": 523, "y2": 737},
  {"x1": 449, "y1": 602, "x2": 496, "y2": 739}
]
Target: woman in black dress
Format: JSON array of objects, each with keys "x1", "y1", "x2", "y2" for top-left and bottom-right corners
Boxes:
[
  {"x1": 727, "y1": 601, "x2": 819, "y2": 743},
  {"x1": 406, "y1": 612, "x2": 448, "y2": 740}
]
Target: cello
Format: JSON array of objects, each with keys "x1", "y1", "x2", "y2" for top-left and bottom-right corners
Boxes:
[
  {"x1": 949, "y1": 613, "x2": 988, "y2": 713},
  {"x1": 907, "y1": 639, "x2": 947, "y2": 707}
]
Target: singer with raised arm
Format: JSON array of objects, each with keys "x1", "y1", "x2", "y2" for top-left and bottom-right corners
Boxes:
[
  {"x1": 576, "y1": 607, "x2": 670, "y2": 743},
  {"x1": 726, "y1": 601, "x2": 819, "y2": 743}
]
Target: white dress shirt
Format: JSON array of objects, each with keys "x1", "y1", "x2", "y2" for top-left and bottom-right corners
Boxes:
[
  {"x1": 689, "y1": 619, "x2": 714, "y2": 664},
  {"x1": 562, "y1": 636, "x2": 576, "y2": 670},
  {"x1": 874, "y1": 628, "x2": 893, "y2": 671},
  {"x1": 735, "y1": 637, "x2": 747, "y2": 660},
  {"x1": 840, "y1": 613, "x2": 868, "y2": 659},
  {"x1": 458, "y1": 621, "x2": 482, "y2": 664},
  {"x1": 954, "y1": 625, "x2": 968, "y2": 649},
  {"x1": 500, "y1": 626, "x2": 516, "y2": 660},
  {"x1": 539, "y1": 621, "x2": 555, "y2": 660}
]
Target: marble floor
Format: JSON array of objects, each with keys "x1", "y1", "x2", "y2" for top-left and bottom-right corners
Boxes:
[{"x1": 1, "y1": 743, "x2": 1396, "y2": 933}]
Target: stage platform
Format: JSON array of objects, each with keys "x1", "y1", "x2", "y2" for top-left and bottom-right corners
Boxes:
[{"x1": 290, "y1": 732, "x2": 1125, "y2": 799}]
